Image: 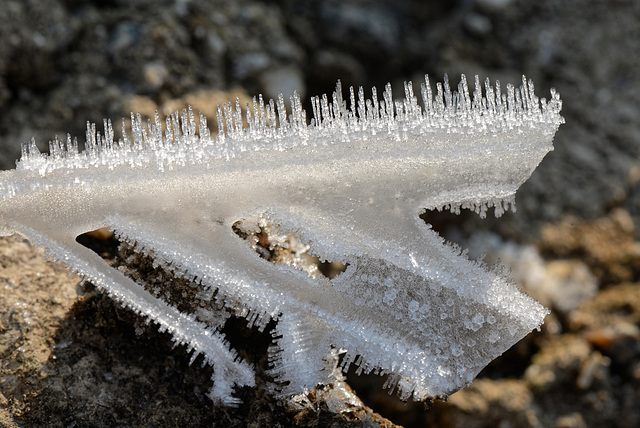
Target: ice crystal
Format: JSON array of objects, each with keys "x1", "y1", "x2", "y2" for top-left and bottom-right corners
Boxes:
[{"x1": 0, "y1": 74, "x2": 563, "y2": 406}]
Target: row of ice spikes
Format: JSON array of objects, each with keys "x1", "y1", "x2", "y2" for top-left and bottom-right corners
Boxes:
[{"x1": 17, "y1": 74, "x2": 561, "y2": 173}]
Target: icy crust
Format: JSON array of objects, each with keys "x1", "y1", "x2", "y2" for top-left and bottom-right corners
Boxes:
[{"x1": 0, "y1": 74, "x2": 561, "y2": 406}]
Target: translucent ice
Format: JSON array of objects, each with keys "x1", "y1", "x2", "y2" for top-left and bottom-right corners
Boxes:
[{"x1": 0, "y1": 74, "x2": 562, "y2": 405}]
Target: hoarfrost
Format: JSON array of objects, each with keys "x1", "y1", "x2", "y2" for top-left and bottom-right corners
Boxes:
[{"x1": 0, "y1": 74, "x2": 562, "y2": 406}]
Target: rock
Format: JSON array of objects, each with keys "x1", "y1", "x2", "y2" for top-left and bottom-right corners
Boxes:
[
  {"x1": 107, "y1": 21, "x2": 142, "y2": 55},
  {"x1": 232, "y1": 52, "x2": 272, "y2": 80},
  {"x1": 142, "y1": 62, "x2": 169, "y2": 89},
  {"x1": 318, "y1": 3, "x2": 401, "y2": 57},
  {"x1": 463, "y1": 13, "x2": 493, "y2": 37},
  {"x1": 258, "y1": 65, "x2": 306, "y2": 105}
]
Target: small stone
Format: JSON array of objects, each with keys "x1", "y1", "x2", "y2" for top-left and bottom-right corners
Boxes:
[
  {"x1": 464, "y1": 13, "x2": 493, "y2": 36},
  {"x1": 143, "y1": 62, "x2": 168, "y2": 89},
  {"x1": 319, "y1": 3, "x2": 401, "y2": 56},
  {"x1": 108, "y1": 21, "x2": 141, "y2": 54},
  {"x1": 232, "y1": 52, "x2": 271, "y2": 80},
  {"x1": 258, "y1": 65, "x2": 306, "y2": 105},
  {"x1": 555, "y1": 413, "x2": 587, "y2": 428}
]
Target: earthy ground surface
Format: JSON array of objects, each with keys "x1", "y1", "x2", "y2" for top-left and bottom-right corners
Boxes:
[{"x1": 1, "y1": 0, "x2": 640, "y2": 426}]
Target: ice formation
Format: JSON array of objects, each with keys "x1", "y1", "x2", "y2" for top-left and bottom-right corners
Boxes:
[{"x1": 0, "y1": 74, "x2": 563, "y2": 406}]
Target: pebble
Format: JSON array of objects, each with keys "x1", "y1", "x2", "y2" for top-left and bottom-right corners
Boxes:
[
  {"x1": 258, "y1": 65, "x2": 306, "y2": 104},
  {"x1": 319, "y1": 3, "x2": 401, "y2": 55},
  {"x1": 464, "y1": 13, "x2": 493, "y2": 36}
]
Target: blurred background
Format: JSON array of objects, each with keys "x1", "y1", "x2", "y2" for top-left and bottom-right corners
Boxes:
[{"x1": 0, "y1": 0, "x2": 639, "y2": 427}]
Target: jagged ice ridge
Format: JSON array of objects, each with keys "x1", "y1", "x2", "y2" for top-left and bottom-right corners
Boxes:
[{"x1": 0, "y1": 74, "x2": 563, "y2": 406}]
